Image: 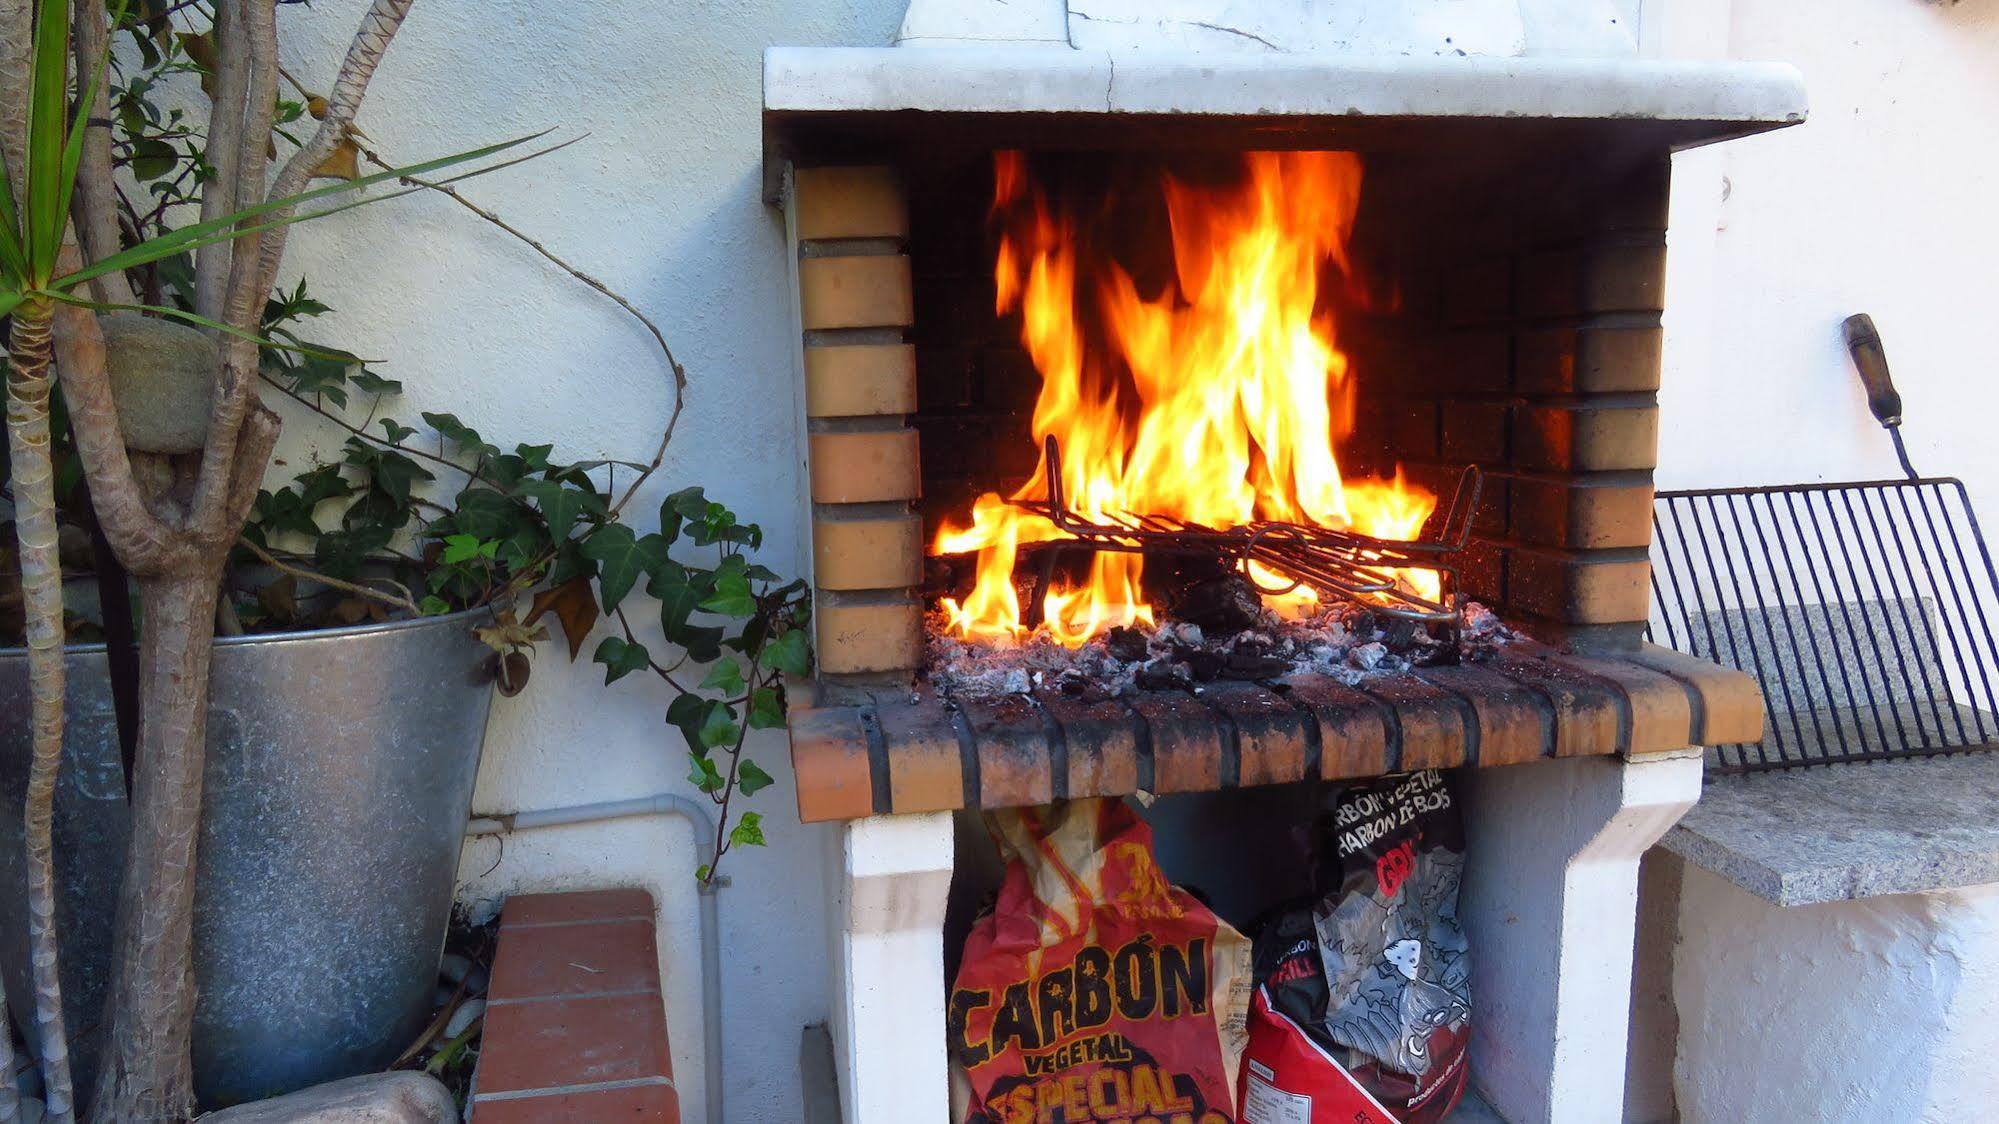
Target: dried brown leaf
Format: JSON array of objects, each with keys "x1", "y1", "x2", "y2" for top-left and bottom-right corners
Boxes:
[{"x1": 525, "y1": 576, "x2": 600, "y2": 661}]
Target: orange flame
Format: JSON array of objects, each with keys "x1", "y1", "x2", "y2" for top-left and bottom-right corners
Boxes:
[{"x1": 935, "y1": 152, "x2": 1437, "y2": 647}]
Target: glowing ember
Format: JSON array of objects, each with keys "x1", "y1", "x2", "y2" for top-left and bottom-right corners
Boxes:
[{"x1": 934, "y1": 151, "x2": 1439, "y2": 648}]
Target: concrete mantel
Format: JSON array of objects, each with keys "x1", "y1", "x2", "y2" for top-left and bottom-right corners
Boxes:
[{"x1": 763, "y1": 46, "x2": 1806, "y2": 139}]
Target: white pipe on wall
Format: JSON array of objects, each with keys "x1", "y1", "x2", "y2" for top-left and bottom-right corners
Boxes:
[{"x1": 466, "y1": 794, "x2": 725, "y2": 1124}]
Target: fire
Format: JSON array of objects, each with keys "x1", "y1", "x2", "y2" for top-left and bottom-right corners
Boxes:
[{"x1": 935, "y1": 151, "x2": 1437, "y2": 648}]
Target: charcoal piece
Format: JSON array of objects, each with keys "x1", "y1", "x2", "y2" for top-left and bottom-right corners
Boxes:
[
  {"x1": 1381, "y1": 618, "x2": 1424, "y2": 653},
  {"x1": 1222, "y1": 651, "x2": 1294, "y2": 680},
  {"x1": 1136, "y1": 658, "x2": 1195, "y2": 692},
  {"x1": 1178, "y1": 647, "x2": 1225, "y2": 682},
  {"x1": 1105, "y1": 625, "x2": 1150, "y2": 663},
  {"x1": 1170, "y1": 574, "x2": 1264, "y2": 636}
]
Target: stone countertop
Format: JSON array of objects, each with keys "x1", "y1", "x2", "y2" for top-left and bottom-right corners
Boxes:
[{"x1": 1663, "y1": 752, "x2": 1999, "y2": 907}]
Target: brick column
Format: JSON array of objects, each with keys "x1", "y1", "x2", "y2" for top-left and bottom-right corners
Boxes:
[{"x1": 790, "y1": 166, "x2": 927, "y2": 697}]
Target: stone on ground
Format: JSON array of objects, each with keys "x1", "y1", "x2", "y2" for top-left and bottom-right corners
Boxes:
[{"x1": 203, "y1": 1072, "x2": 456, "y2": 1122}]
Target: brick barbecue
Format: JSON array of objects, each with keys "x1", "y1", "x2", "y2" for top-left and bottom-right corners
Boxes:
[{"x1": 764, "y1": 47, "x2": 1800, "y2": 824}]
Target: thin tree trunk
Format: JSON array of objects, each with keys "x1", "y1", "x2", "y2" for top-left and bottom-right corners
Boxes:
[
  {"x1": 86, "y1": 569, "x2": 222, "y2": 1124},
  {"x1": 70, "y1": 0, "x2": 137, "y2": 308},
  {"x1": 7, "y1": 303, "x2": 77, "y2": 1124}
]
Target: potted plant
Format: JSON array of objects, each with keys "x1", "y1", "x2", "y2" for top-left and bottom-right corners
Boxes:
[{"x1": 0, "y1": 0, "x2": 807, "y2": 1118}]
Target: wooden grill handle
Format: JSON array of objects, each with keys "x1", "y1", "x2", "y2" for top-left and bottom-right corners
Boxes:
[{"x1": 1842, "y1": 313, "x2": 1903, "y2": 428}]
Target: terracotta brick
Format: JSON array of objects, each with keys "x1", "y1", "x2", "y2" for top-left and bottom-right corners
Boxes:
[
  {"x1": 1126, "y1": 692, "x2": 1224, "y2": 794},
  {"x1": 1491, "y1": 650, "x2": 1624, "y2": 756},
  {"x1": 477, "y1": 992, "x2": 671, "y2": 1095},
  {"x1": 1423, "y1": 330, "x2": 1512, "y2": 395},
  {"x1": 1202, "y1": 682, "x2": 1310, "y2": 788},
  {"x1": 805, "y1": 343, "x2": 919, "y2": 417},
  {"x1": 1515, "y1": 325, "x2": 1663, "y2": 395},
  {"x1": 501, "y1": 889, "x2": 653, "y2": 928},
  {"x1": 812, "y1": 512, "x2": 923, "y2": 591},
  {"x1": 798, "y1": 255, "x2": 914, "y2": 330},
  {"x1": 958, "y1": 694, "x2": 1054, "y2": 808},
  {"x1": 1550, "y1": 653, "x2": 1695, "y2": 755},
  {"x1": 1357, "y1": 675, "x2": 1472, "y2": 772},
  {"x1": 1508, "y1": 475, "x2": 1656, "y2": 550},
  {"x1": 814, "y1": 598, "x2": 923, "y2": 675},
  {"x1": 473, "y1": 1083, "x2": 679, "y2": 1123},
  {"x1": 1440, "y1": 255, "x2": 1512, "y2": 324},
  {"x1": 1389, "y1": 400, "x2": 1439, "y2": 459},
  {"x1": 808, "y1": 428, "x2": 921, "y2": 504},
  {"x1": 876, "y1": 697, "x2": 966, "y2": 814},
  {"x1": 1037, "y1": 691, "x2": 1143, "y2": 800},
  {"x1": 489, "y1": 919, "x2": 658, "y2": 1000},
  {"x1": 1631, "y1": 643, "x2": 1767, "y2": 747},
  {"x1": 794, "y1": 165, "x2": 909, "y2": 241},
  {"x1": 1281, "y1": 674, "x2": 1391, "y2": 780},
  {"x1": 1417, "y1": 665, "x2": 1553, "y2": 766},
  {"x1": 1513, "y1": 403, "x2": 1659, "y2": 473},
  {"x1": 1441, "y1": 401, "x2": 1510, "y2": 465},
  {"x1": 1519, "y1": 242, "x2": 1667, "y2": 317},
  {"x1": 1508, "y1": 546, "x2": 1651, "y2": 624},
  {"x1": 787, "y1": 706, "x2": 876, "y2": 822}
]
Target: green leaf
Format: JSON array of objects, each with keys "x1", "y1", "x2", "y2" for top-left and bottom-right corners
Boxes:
[
  {"x1": 747, "y1": 687, "x2": 786, "y2": 730},
  {"x1": 758, "y1": 628, "x2": 813, "y2": 678},
  {"x1": 701, "y1": 659, "x2": 746, "y2": 694},
  {"x1": 351, "y1": 369, "x2": 404, "y2": 396},
  {"x1": 698, "y1": 571, "x2": 756, "y2": 617},
  {"x1": 56, "y1": 131, "x2": 568, "y2": 292},
  {"x1": 380, "y1": 418, "x2": 416, "y2": 444},
  {"x1": 728, "y1": 812, "x2": 767, "y2": 849},
  {"x1": 592, "y1": 636, "x2": 651, "y2": 684},
  {"x1": 737, "y1": 760, "x2": 775, "y2": 797},
  {"x1": 648, "y1": 559, "x2": 708, "y2": 636},
  {"x1": 518, "y1": 478, "x2": 604, "y2": 544},
  {"x1": 449, "y1": 488, "x2": 521, "y2": 540},
  {"x1": 695, "y1": 863, "x2": 712, "y2": 883},
  {"x1": 422, "y1": 412, "x2": 496, "y2": 458},
  {"x1": 580, "y1": 524, "x2": 671, "y2": 613},
  {"x1": 659, "y1": 486, "x2": 706, "y2": 544},
  {"x1": 687, "y1": 752, "x2": 725, "y2": 795},
  {"x1": 698, "y1": 702, "x2": 741, "y2": 750},
  {"x1": 440, "y1": 534, "x2": 489, "y2": 565},
  {"x1": 419, "y1": 595, "x2": 451, "y2": 616},
  {"x1": 667, "y1": 693, "x2": 711, "y2": 753}
]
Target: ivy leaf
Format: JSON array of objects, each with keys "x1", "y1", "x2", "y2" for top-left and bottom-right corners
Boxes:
[
  {"x1": 659, "y1": 486, "x2": 706, "y2": 544},
  {"x1": 758, "y1": 628, "x2": 812, "y2": 678},
  {"x1": 700, "y1": 659, "x2": 745, "y2": 695},
  {"x1": 737, "y1": 760, "x2": 775, "y2": 797},
  {"x1": 518, "y1": 478, "x2": 603, "y2": 544},
  {"x1": 422, "y1": 411, "x2": 498, "y2": 458},
  {"x1": 687, "y1": 752, "x2": 725, "y2": 794},
  {"x1": 419, "y1": 595, "x2": 451, "y2": 616},
  {"x1": 667, "y1": 693, "x2": 711, "y2": 753},
  {"x1": 699, "y1": 571, "x2": 756, "y2": 617},
  {"x1": 580, "y1": 524, "x2": 670, "y2": 613},
  {"x1": 698, "y1": 702, "x2": 741, "y2": 750},
  {"x1": 592, "y1": 636, "x2": 651, "y2": 684},
  {"x1": 678, "y1": 626, "x2": 725, "y2": 666},
  {"x1": 379, "y1": 418, "x2": 416, "y2": 444},
  {"x1": 449, "y1": 488, "x2": 521, "y2": 540},
  {"x1": 728, "y1": 811, "x2": 767, "y2": 848},
  {"x1": 648, "y1": 559, "x2": 710, "y2": 637},
  {"x1": 527, "y1": 576, "x2": 601, "y2": 660},
  {"x1": 350, "y1": 368, "x2": 403, "y2": 396},
  {"x1": 747, "y1": 686, "x2": 786, "y2": 730},
  {"x1": 440, "y1": 534, "x2": 491, "y2": 565}
]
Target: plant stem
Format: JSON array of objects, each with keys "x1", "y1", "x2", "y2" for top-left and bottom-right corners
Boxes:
[
  {"x1": 8, "y1": 305, "x2": 79, "y2": 1124},
  {"x1": 236, "y1": 535, "x2": 419, "y2": 615}
]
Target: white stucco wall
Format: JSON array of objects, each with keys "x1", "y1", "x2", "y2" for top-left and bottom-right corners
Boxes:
[
  {"x1": 1671, "y1": 866, "x2": 1999, "y2": 1123},
  {"x1": 262, "y1": 2, "x2": 905, "y2": 1119},
  {"x1": 1643, "y1": 2, "x2": 1999, "y2": 1120}
]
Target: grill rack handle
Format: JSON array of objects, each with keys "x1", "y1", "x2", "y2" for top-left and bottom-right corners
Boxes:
[{"x1": 1842, "y1": 313, "x2": 1920, "y2": 481}]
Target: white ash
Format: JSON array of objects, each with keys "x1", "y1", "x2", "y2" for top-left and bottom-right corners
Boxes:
[{"x1": 926, "y1": 599, "x2": 1517, "y2": 700}]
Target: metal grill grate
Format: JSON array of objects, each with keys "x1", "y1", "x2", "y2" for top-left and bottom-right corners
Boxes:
[{"x1": 1650, "y1": 478, "x2": 1999, "y2": 773}]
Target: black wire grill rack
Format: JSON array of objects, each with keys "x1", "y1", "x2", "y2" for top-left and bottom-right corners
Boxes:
[{"x1": 1650, "y1": 477, "x2": 1999, "y2": 773}]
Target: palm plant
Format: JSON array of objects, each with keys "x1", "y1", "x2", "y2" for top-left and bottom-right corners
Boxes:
[{"x1": 1, "y1": 1, "x2": 540, "y2": 1118}]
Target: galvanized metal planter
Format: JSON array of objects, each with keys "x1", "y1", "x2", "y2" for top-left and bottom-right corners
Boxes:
[{"x1": 0, "y1": 609, "x2": 496, "y2": 1107}]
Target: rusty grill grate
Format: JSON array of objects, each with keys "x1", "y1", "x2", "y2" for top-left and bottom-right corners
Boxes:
[
  {"x1": 1008, "y1": 436, "x2": 1483, "y2": 626},
  {"x1": 1650, "y1": 478, "x2": 1999, "y2": 773}
]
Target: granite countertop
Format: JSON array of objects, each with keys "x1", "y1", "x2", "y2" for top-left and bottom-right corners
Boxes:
[{"x1": 1663, "y1": 751, "x2": 1999, "y2": 906}]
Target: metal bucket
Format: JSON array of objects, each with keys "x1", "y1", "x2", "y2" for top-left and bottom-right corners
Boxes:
[{"x1": 0, "y1": 609, "x2": 496, "y2": 1107}]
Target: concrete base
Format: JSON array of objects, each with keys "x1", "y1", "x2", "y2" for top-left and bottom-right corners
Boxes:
[
  {"x1": 823, "y1": 753, "x2": 1700, "y2": 1123},
  {"x1": 1458, "y1": 751, "x2": 1703, "y2": 1124}
]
